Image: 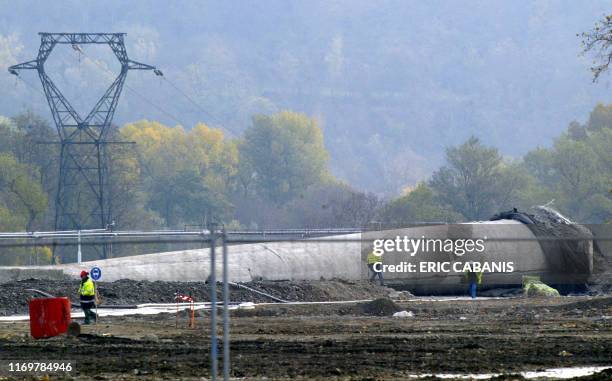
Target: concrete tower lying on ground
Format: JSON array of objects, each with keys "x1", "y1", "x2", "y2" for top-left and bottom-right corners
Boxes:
[{"x1": 1, "y1": 220, "x2": 601, "y2": 294}]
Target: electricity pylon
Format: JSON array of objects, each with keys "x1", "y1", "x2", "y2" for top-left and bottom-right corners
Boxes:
[{"x1": 9, "y1": 33, "x2": 162, "y2": 259}]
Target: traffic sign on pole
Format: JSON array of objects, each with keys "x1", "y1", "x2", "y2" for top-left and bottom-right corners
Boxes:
[{"x1": 90, "y1": 267, "x2": 102, "y2": 281}]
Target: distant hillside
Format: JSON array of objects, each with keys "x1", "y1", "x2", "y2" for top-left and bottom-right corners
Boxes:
[{"x1": 0, "y1": 0, "x2": 610, "y2": 194}]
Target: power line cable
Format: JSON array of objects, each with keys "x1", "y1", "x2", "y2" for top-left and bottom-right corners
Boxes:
[
  {"x1": 159, "y1": 76, "x2": 241, "y2": 137},
  {"x1": 74, "y1": 48, "x2": 191, "y2": 128},
  {"x1": 13, "y1": 75, "x2": 52, "y2": 117},
  {"x1": 11, "y1": 51, "x2": 167, "y2": 130},
  {"x1": 15, "y1": 46, "x2": 240, "y2": 137},
  {"x1": 78, "y1": 47, "x2": 239, "y2": 136},
  {"x1": 162, "y1": 77, "x2": 221, "y2": 124},
  {"x1": 14, "y1": 75, "x2": 45, "y2": 99},
  {"x1": 122, "y1": 82, "x2": 190, "y2": 127},
  {"x1": 77, "y1": 46, "x2": 241, "y2": 137}
]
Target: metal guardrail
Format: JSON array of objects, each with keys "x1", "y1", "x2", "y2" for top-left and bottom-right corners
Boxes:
[
  {"x1": 0, "y1": 228, "x2": 367, "y2": 249},
  {"x1": 0, "y1": 228, "x2": 363, "y2": 240},
  {"x1": 0, "y1": 227, "x2": 609, "y2": 242}
]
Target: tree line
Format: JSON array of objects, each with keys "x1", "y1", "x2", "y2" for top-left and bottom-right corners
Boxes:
[{"x1": 0, "y1": 105, "x2": 610, "y2": 264}]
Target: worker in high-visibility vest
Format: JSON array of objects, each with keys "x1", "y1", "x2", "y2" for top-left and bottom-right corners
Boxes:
[
  {"x1": 367, "y1": 251, "x2": 385, "y2": 286},
  {"x1": 78, "y1": 270, "x2": 97, "y2": 324},
  {"x1": 464, "y1": 268, "x2": 483, "y2": 299}
]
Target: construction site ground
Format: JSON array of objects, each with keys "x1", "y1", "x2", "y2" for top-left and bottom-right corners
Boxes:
[{"x1": 0, "y1": 280, "x2": 610, "y2": 380}]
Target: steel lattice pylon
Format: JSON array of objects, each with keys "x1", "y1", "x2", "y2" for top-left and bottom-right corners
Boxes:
[{"x1": 9, "y1": 33, "x2": 160, "y2": 258}]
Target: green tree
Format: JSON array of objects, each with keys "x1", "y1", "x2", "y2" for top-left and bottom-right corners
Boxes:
[
  {"x1": 429, "y1": 137, "x2": 531, "y2": 220},
  {"x1": 120, "y1": 120, "x2": 237, "y2": 228},
  {"x1": 0, "y1": 115, "x2": 54, "y2": 264},
  {"x1": 0, "y1": 205, "x2": 23, "y2": 232},
  {"x1": 523, "y1": 104, "x2": 612, "y2": 223},
  {"x1": 240, "y1": 111, "x2": 329, "y2": 204},
  {"x1": 0, "y1": 153, "x2": 48, "y2": 231},
  {"x1": 102, "y1": 126, "x2": 158, "y2": 231},
  {"x1": 284, "y1": 181, "x2": 380, "y2": 228},
  {"x1": 11, "y1": 112, "x2": 58, "y2": 193},
  {"x1": 0, "y1": 116, "x2": 17, "y2": 154},
  {"x1": 586, "y1": 103, "x2": 612, "y2": 132},
  {"x1": 379, "y1": 182, "x2": 461, "y2": 226}
]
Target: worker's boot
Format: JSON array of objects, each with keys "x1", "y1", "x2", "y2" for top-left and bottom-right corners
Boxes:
[
  {"x1": 83, "y1": 309, "x2": 92, "y2": 324},
  {"x1": 84, "y1": 308, "x2": 96, "y2": 324}
]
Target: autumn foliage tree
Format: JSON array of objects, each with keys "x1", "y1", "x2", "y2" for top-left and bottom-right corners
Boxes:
[
  {"x1": 120, "y1": 120, "x2": 238, "y2": 228},
  {"x1": 239, "y1": 111, "x2": 329, "y2": 204}
]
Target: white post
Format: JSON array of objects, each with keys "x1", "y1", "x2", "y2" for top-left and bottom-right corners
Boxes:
[
  {"x1": 94, "y1": 280, "x2": 98, "y2": 327},
  {"x1": 210, "y1": 229, "x2": 218, "y2": 381},
  {"x1": 77, "y1": 229, "x2": 82, "y2": 264},
  {"x1": 222, "y1": 228, "x2": 230, "y2": 381}
]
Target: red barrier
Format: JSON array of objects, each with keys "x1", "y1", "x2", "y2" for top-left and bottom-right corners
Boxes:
[
  {"x1": 174, "y1": 293, "x2": 196, "y2": 329},
  {"x1": 29, "y1": 297, "x2": 71, "y2": 339}
]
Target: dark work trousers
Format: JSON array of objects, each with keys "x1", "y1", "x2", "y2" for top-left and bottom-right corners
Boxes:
[
  {"x1": 368, "y1": 263, "x2": 385, "y2": 286},
  {"x1": 80, "y1": 299, "x2": 97, "y2": 324},
  {"x1": 469, "y1": 282, "x2": 477, "y2": 299}
]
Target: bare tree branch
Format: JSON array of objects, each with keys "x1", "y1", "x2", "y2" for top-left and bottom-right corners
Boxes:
[{"x1": 580, "y1": 14, "x2": 612, "y2": 82}]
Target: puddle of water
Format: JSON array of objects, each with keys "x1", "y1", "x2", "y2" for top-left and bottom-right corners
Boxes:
[
  {"x1": 522, "y1": 366, "x2": 610, "y2": 379},
  {"x1": 409, "y1": 366, "x2": 611, "y2": 379},
  {"x1": 0, "y1": 302, "x2": 252, "y2": 322}
]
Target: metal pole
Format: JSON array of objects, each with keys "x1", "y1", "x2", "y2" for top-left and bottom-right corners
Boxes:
[
  {"x1": 222, "y1": 227, "x2": 230, "y2": 381},
  {"x1": 209, "y1": 228, "x2": 218, "y2": 381},
  {"x1": 94, "y1": 280, "x2": 98, "y2": 327},
  {"x1": 77, "y1": 229, "x2": 82, "y2": 264}
]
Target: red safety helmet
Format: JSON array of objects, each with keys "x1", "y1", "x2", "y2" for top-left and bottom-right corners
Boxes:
[{"x1": 80, "y1": 270, "x2": 88, "y2": 278}]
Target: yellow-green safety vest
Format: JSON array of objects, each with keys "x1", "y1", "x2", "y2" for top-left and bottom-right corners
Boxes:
[
  {"x1": 79, "y1": 278, "x2": 95, "y2": 297},
  {"x1": 464, "y1": 271, "x2": 483, "y2": 285},
  {"x1": 367, "y1": 251, "x2": 382, "y2": 265}
]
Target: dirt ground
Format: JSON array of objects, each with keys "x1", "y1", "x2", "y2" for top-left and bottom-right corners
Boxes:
[
  {"x1": 0, "y1": 293, "x2": 610, "y2": 380},
  {"x1": 0, "y1": 279, "x2": 391, "y2": 316}
]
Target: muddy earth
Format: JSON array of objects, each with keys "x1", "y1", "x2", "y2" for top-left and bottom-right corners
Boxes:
[
  {"x1": 0, "y1": 281, "x2": 610, "y2": 380},
  {"x1": 0, "y1": 279, "x2": 390, "y2": 316}
]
